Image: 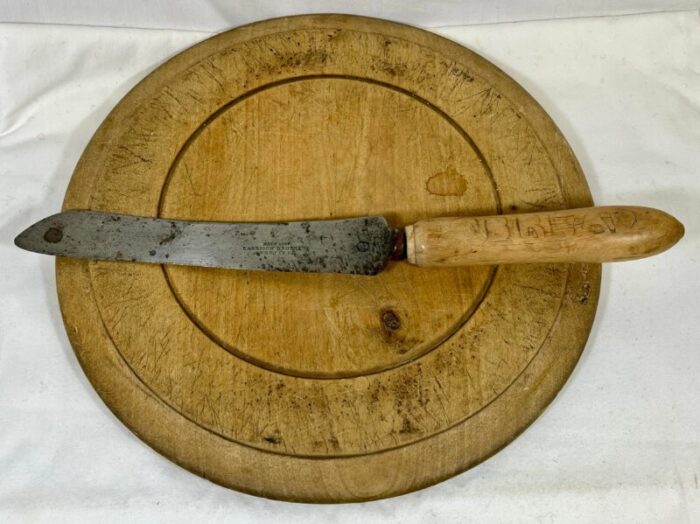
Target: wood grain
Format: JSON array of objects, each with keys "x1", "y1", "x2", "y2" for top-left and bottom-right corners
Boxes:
[
  {"x1": 406, "y1": 206, "x2": 684, "y2": 266},
  {"x1": 56, "y1": 15, "x2": 601, "y2": 501}
]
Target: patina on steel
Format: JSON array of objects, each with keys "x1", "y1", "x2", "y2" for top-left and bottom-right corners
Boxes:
[{"x1": 15, "y1": 211, "x2": 403, "y2": 276}]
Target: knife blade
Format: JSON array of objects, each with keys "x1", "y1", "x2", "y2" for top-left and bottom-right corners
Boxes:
[
  {"x1": 15, "y1": 206, "x2": 684, "y2": 275},
  {"x1": 14, "y1": 211, "x2": 400, "y2": 275}
]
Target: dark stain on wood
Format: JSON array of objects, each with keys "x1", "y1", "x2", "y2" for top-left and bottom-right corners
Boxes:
[{"x1": 426, "y1": 166, "x2": 467, "y2": 196}]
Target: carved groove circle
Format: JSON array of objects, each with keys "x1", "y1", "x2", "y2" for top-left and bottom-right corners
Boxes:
[{"x1": 159, "y1": 74, "x2": 501, "y2": 378}]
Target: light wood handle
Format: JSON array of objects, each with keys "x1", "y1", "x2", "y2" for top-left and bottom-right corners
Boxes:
[{"x1": 405, "y1": 206, "x2": 684, "y2": 267}]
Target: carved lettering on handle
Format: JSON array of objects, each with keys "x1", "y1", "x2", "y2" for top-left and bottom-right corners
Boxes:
[{"x1": 406, "y1": 206, "x2": 683, "y2": 266}]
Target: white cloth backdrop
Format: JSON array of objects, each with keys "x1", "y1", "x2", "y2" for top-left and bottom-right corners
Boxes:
[
  {"x1": 1, "y1": 6, "x2": 699, "y2": 523},
  {"x1": 1, "y1": 0, "x2": 698, "y2": 30}
]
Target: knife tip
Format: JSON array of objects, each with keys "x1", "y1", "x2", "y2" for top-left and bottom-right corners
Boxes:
[
  {"x1": 14, "y1": 224, "x2": 36, "y2": 252},
  {"x1": 14, "y1": 214, "x2": 61, "y2": 253}
]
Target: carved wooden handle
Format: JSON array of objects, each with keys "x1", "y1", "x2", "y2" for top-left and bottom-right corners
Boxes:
[{"x1": 405, "y1": 206, "x2": 684, "y2": 266}]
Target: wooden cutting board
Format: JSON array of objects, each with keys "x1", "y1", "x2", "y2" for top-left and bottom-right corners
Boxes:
[{"x1": 57, "y1": 14, "x2": 600, "y2": 502}]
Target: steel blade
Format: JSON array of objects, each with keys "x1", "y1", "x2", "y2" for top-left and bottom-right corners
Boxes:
[{"x1": 14, "y1": 211, "x2": 398, "y2": 275}]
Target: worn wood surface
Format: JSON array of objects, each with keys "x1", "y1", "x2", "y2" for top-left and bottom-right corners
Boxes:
[
  {"x1": 57, "y1": 14, "x2": 601, "y2": 502},
  {"x1": 406, "y1": 206, "x2": 684, "y2": 267}
]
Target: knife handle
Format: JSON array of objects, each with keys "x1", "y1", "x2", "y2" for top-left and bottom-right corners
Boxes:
[{"x1": 404, "y1": 206, "x2": 684, "y2": 266}]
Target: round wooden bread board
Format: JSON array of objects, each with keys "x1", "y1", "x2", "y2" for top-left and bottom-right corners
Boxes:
[{"x1": 57, "y1": 14, "x2": 600, "y2": 502}]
